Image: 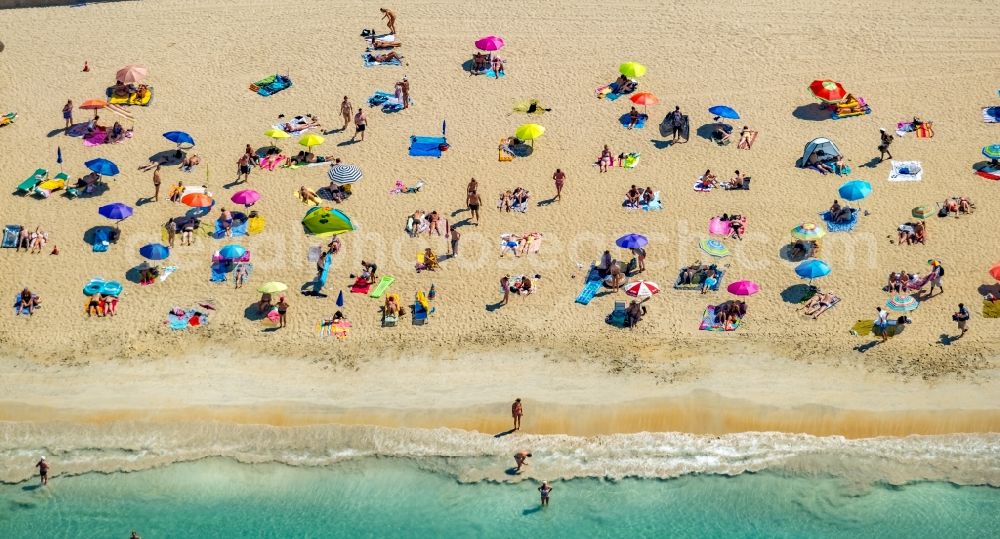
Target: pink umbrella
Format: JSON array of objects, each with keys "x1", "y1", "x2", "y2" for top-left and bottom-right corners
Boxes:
[
  {"x1": 708, "y1": 217, "x2": 732, "y2": 236},
  {"x1": 727, "y1": 280, "x2": 760, "y2": 296},
  {"x1": 475, "y1": 35, "x2": 505, "y2": 51},
  {"x1": 231, "y1": 189, "x2": 260, "y2": 208}
]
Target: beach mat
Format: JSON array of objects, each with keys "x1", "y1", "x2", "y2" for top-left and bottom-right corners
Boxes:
[
  {"x1": 167, "y1": 309, "x2": 208, "y2": 330},
  {"x1": 350, "y1": 278, "x2": 371, "y2": 295},
  {"x1": 699, "y1": 306, "x2": 742, "y2": 332},
  {"x1": 108, "y1": 87, "x2": 153, "y2": 106},
  {"x1": 888, "y1": 161, "x2": 923, "y2": 182},
  {"x1": 982, "y1": 106, "x2": 1000, "y2": 124},
  {"x1": 362, "y1": 54, "x2": 402, "y2": 67},
  {"x1": 619, "y1": 113, "x2": 648, "y2": 129},
  {"x1": 820, "y1": 210, "x2": 858, "y2": 233},
  {"x1": 251, "y1": 74, "x2": 292, "y2": 97},
  {"x1": 2, "y1": 225, "x2": 21, "y2": 248},
  {"x1": 984, "y1": 300, "x2": 1000, "y2": 319},
  {"x1": 369, "y1": 275, "x2": 396, "y2": 298},
  {"x1": 409, "y1": 135, "x2": 446, "y2": 158}
]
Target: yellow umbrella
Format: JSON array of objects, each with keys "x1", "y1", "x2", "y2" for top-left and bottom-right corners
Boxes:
[
  {"x1": 299, "y1": 133, "x2": 325, "y2": 151},
  {"x1": 257, "y1": 282, "x2": 288, "y2": 294},
  {"x1": 264, "y1": 128, "x2": 290, "y2": 140},
  {"x1": 619, "y1": 62, "x2": 647, "y2": 78},
  {"x1": 515, "y1": 123, "x2": 545, "y2": 147}
]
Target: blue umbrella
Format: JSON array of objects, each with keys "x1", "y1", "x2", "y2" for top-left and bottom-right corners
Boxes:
[
  {"x1": 163, "y1": 131, "x2": 195, "y2": 147},
  {"x1": 615, "y1": 233, "x2": 648, "y2": 249},
  {"x1": 708, "y1": 105, "x2": 740, "y2": 120},
  {"x1": 336, "y1": 290, "x2": 344, "y2": 307},
  {"x1": 139, "y1": 243, "x2": 170, "y2": 260},
  {"x1": 794, "y1": 259, "x2": 831, "y2": 283},
  {"x1": 838, "y1": 180, "x2": 872, "y2": 201},
  {"x1": 219, "y1": 244, "x2": 246, "y2": 260},
  {"x1": 98, "y1": 202, "x2": 133, "y2": 221},
  {"x1": 85, "y1": 157, "x2": 120, "y2": 177},
  {"x1": 56, "y1": 146, "x2": 63, "y2": 172}
]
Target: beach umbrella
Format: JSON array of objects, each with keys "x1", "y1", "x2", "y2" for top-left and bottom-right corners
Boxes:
[
  {"x1": 85, "y1": 157, "x2": 120, "y2": 177},
  {"x1": 629, "y1": 92, "x2": 659, "y2": 114},
  {"x1": 699, "y1": 239, "x2": 730, "y2": 258},
  {"x1": 619, "y1": 62, "x2": 646, "y2": 79},
  {"x1": 299, "y1": 133, "x2": 325, "y2": 151},
  {"x1": 791, "y1": 223, "x2": 826, "y2": 241},
  {"x1": 231, "y1": 189, "x2": 260, "y2": 208},
  {"x1": 116, "y1": 64, "x2": 148, "y2": 84},
  {"x1": 56, "y1": 146, "x2": 63, "y2": 172},
  {"x1": 988, "y1": 262, "x2": 1000, "y2": 281},
  {"x1": 219, "y1": 244, "x2": 246, "y2": 260},
  {"x1": 727, "y1": 280, "x2": 760, "y2": 297},
  {"x1": 982, "y1": 144, "x2": 1000, "y2": 160},
  {"x1": 98, "y1": 202, "x2": 133, "y2": 221},
  {"x1": 327, "y1": 163, "x2": 363, "y2": 185},
  {"x1": 264, "y1": 128, "x2": 290, "y2": 140},
  {"x1": 886, "y1": 295, "x2": 919, "y2": 311},
  {"x1": 181, "y1": 192, "x2": 213, "y2": 208},
  {"x1": 257, "y1": 282, "x2": 288, "y2": 294},
  {"x1": 615, "y1": 233, "x2": 648, "y2": 249},
  {"x1": 809, "y1": 79, "x2": 847, "y2": 103},
  {"x1": 139, "y1": 243, "x2": 170, "y2": 261},
  {"x1": 838, "y1": 179, "x2": 872, "y2": 211},
  {"x1": 79, "y1": 99, "x2": 107, "y2": 117},
  {"x1": 162, "y1": 131, "x2": 195, "y2": 148},
  {"x1": 624, "y1": 280, "x2": 661, "y2": 299},
  {"x1": 302, "y1": 207, "x2": 355, "y2": 237},
  {"x1": 515, "y1": 123, "x2": 545, "y2": 146},
  {"x1": 336, "y1": 290, "x2": 344, "y2": 307},
  {"x1": 708, "y1": 105, "x2": 740, "y2": 120},
  {"x1": 475, "y1": 35, "x2": 505, "y2": 51},
  {"x1": 794, "y1": 259, "x2": 831, "y2": 284}
]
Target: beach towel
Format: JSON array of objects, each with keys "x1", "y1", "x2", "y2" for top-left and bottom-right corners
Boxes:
[
  {"x1": 499, "y1": 138, "x2": 515, "y2": 161},
  {"x1": 369, "y1": 275, "x2": 396, "y2": 298},
  {"x1": 362, "y1": 53, "x2": 402, "y2": 67},
  {"x1": 350, "y1": 277, "x2": 371, "y2": 295},
  {"x1": 888, "y1": 161, "x2": 923, "y2": 182},
  {"x1": 247, "y1": 216, "x2": 265, "y2": 235},
  {"x1": 167, "y1": 308, "x2": 208, "y2": 330},
  {"x1": 251, "y1": 74, "x2": 292, "y2": 96},
  {"x1": 13, "y1": 294, "x2": 40, "y2": 316},
  {"x1": 641, "y1": 192, "x2": 662, "y2": 211},
  {"x1": 699, "y1": 306, "x2": 742, "y2": 331},
  {"x1": 409, "y1": 135, "x2": 446, "y2": 158},
  {"x1": 915, "y1": 123, "x2": 934, "y2": 138},
  {"x1": 596, "y1": 81, "x2": 635, "y2": 101},
  {"x1": 92, "y1": 227, "x2": 112, "y2": 252},
  {"x1": 213, "y1": 218, "x2": 249, "y2": 239},
  {"x1": 674, "y1": 269, "x2": 725, "y2": 291},
  {"x1": 0, "y1": 112, "x2": 17, "y2": 127},
  {"x1": 575, "y1": 267, "x2": 602, "y2": 305},
  {"x1": 82, "y1": 130, "x2": 109, "y2": 146},
  {"x1": 318, "y1": 319, "x2": 352, "y2": 339},
  {"x1": 160, "y1": 266, "x2": 177, "y2": 282},
  {"x1": 851, "y1": 319, "x2": 903, "y2": 337},
  {"x1": 982, "y1": 106, "x2": 1000, "y2": 123},
  {"x1": 295, "y1": 190, "x2": 321, "y2": 206},
  {"x1": 209, "y1": 262, "x2": 230, "y2": 282},
  {"x1": 2, "y1": 225, "x2": 21, "y2": 248},
  {"x1": 485, "y1": 68, "x2": 505, "y2": 79},
  {"x1": 693, "y1": 178, "x2": 714, "y2": 192},
  {"x1": 820, "y1": 210, "x2": 858, "y2": 232},
  {"x1": 271, "y1": 116, "x2": 313, "y2": 137},
  {"x1": 108, "y1": 87, "x2": 153, "y2": 106},
  {"x1": 622, "y1": 152, "x2": 640, "y2": 169},
  {"x1": 368, "y1": 90, "x2": 412, "y2": 112},
  {"x1": 983, "y1": 299, "x2": 1000, "y2": 319},
  {"x1": 896, "y1": 121, "x2": 934, "y2": 138},
  {"x1": 976, "y1": 166, "x2": 1000, "y2": 181},
  {"x1": 619, "y1": 113, "x2": 648, "y2": 129},
  {"x1": 34, "y1": 173, "x2": 68, "y2": 198}
]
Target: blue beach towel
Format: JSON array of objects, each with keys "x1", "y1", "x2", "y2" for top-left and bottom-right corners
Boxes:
[
  {"x1": 252, "y1": 74, "x2": 292, "y2": 97},
  {"x1": 619, "y1": 113, "x2": 648, "y2": 129},
  {"x1": 485, "y1": 69, "x2": 505, "y2": 79},
  {"x1": 214, "y1": 219, "x2": 249, "y2": 239},
  {"x1": 92, "y1": 227, "x2": 111, "y2": 253},
  {"x1": 409, "y1": 135, "x2": 447, "y2": 157},
  {"x1": 575, "y1": 266, "x2": 603, "y2": 305},
  {"x1": 362, "y1": 54, "x2": 402, "y2": 67},
  {"x1": 210, "y1": 262, "x2": 230, "y2": 282},
  {"x1": 820, "y1": 211, "x2": 859, "y2": 232},
  {"x1": 368, "y1": 90, "x2": 412, "y2": 112},
  {"x1": 13, "y1": 294, "x2": 40, "y2": 315}
]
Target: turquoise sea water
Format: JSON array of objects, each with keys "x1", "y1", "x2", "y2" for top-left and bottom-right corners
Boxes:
[{"x1": 1, "y1": 458, "x2": 998, "y2": 538}]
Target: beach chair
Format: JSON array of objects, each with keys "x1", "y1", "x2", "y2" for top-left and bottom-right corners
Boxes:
[
  {"x1": 16, "y1": 168, "x2": 46, "y2": 194},
  {"x1": 3, "y1": 225, "x2": 22, "y2": 248},
  {"x1": 1, "y1": 112, "x2": 18, "y2": 127},
  {"x1": 369, "y1": 275, "x2": 396, "y2": 298},
  {"x1": 606, "y1": 301, "x2": 627, "y2": 327},
  {"x1": 412, "y1": 292, "x2": 431, "y2": 326},
  {"x1": 575, "y1": 267, "x2": 603, "y2": 305}
]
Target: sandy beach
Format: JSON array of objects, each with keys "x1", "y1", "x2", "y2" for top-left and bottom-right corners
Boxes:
[{"x1": 0, "y1": 0, "x2": 999, "y2": 494}]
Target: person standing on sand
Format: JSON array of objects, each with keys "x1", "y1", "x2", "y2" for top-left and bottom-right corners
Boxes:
[
  {"x1": 340, "y1": 96, "x2": 353, "y2": 131},
  {"x1": 877, "y1": 128, "x2": 894, "y2": 163},
  {"x1": 928, "y1": 260, "x2": 944, "y2": 296},
  {"x1": 552, "y1": 168, "x2": 565, "y2": 201},
  {"x1": 512, "y1": 398, "x2": 523, "y2": 430},
  {"x1": 538, "y1": 481, "x2": 553, "y2": 506},
  {"x1": 876, "y1": 306, "x2": 890, "y2": 343},
  {"x1": 514, "y1": 450, "x2": 531, "y2": 473},
  {"x1": 165, "y1": 218, "x2": 177, "y2": 248},
  {"x1": 62, "y1": 99, "x2": 73, "y2": 130},
  {"x1": 500, "y1": 275, "x2": 510, "y2": 306},
  {"x1": 353, "y1": 109, "x2": 367, "y2": 142},
  {"x1": 448, "y1": 226, "x2": 460, "y2": 257},
  {"x1": 467, "y1": 190, "x2": 482, "y2": 226},
  {"x1": 35, "y1": 456, "x2": 48, "y2": 486},
  {"x1": 277, "y1": 296, "x2": 289, "y2": 328},
  {"x1": 380, "y1": 8, "x2": 397, "y2": 35},
  {"x1": 400, "y1": 77, "x2": 410, "y2": 110},
  {"x1": 152, "y1": 164, "x2": 162, "y2": 202},
  {"x1": 954, "y1": 303, "x2": 969, "y2": 337},
  {"x1": 237, "y1": 153, "x2": 251, "y2": 183}
]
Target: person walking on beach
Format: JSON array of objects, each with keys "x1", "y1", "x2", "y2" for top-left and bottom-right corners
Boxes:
[
  {"x1": 552, "y1": 168, "x2": 565, "y2": 202},
  {"x1": 514, "y1": 450, "x2": 531, "y2": 473},
  {"x1": 152, "y1": 164, "x2": 162, "y2": 202},
  {"x1": 277, "y1": 296, "x2": 289, "y2": 328},
  {"x1": 512, "y1": 398, "x2": 523, "y2": 430},
  {"x1": 62, "y1": 99, "x2": 74, "y2": 130},
  {"x1": 876, "y1": 306, "x2": 890, "y2": 342},
  {"x1": 380, "y1": 8, "x2": 397, "y2": 35},
  {"x1": 448, "y1": 226, "x2": 460, "y2": 257},
  {"x1": 953, "y1": 303, "x2": 970, "y2": 337},
  {"x1": 538, "y1": 481, "x2": 553, "y2": 507},
  {"x1": 237, "y1": 153, "x2": 251, "y2": 183},
  {"x1": 665, "y1": 106, "x2": 686, "y2": 143},
  {"x1": 35, "y1": 456, "x2": 48, "y2": 486},
  {"x1": 500, "y1": 275, "x2": 511, "y2": 306},
  {"x1": 877, "y1": 128, "x2": 894, "y2": 163},
  {"x1": 340, "y1": 96, "x2": 353, "y2": 131},
  {"x1": 467, "y1": 190, "x2": 482, "y2": 226},
  {"x1": 928, "y1": 260, "x2": 944, "y2": 296},
  {"x1": 165, "y1": 218, "x2": 177, "y2": 248},
  {"x1": 352, "y1": 108, "x2": 367, "y2": 142}
]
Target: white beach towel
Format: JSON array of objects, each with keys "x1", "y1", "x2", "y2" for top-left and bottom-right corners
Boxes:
[
  {"x1": 271, "y1": 117, "x2": 313, "y2": 137},
  {"x1": 888, "y1": 161, "x2": 923, "y2": 182}
]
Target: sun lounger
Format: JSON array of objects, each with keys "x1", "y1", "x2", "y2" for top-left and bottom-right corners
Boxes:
[
  {"x1": 33, "y1": 172, "x2": 68, "y2": 198},
  {"x1": 606, "y1": 301, "x2": 627, "y2": 327},
  {"x1": 2, "y1": 225, "x2": 21, "y2": 248},
  {"x1": 575, "y1": 266, "x2": 602, "y2": 305},
  {"x1": 16, "y1": 168, "x2": 47, "y2": 194},
  {"x1": 409, "y1": 135, "x2": 447, "y2": 158},
  {"x1": 369, "y1": 275, "x2": 396, "y2": 298},
  {"x1": 250, "y1": 74, "x2": 292, "y2": 97}
]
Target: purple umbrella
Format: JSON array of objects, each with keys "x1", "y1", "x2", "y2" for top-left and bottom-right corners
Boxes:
[
  {"x1": 475, "y1": 35, "x2": 505, "y2": 51},
  {"x1": 98, "y1": 202, "x2": 133, "y2": 222},
  {"x1": 231, "y1": 189, "x2": 260, "y2": 208}
]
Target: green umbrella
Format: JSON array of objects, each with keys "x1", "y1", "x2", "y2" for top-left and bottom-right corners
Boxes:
[
  {"x1": 619, "y1": 62, "x2": 646, "y2": 79},
  {"x1": 302, "y1": 207, "x2": 354, "y2": 237}
]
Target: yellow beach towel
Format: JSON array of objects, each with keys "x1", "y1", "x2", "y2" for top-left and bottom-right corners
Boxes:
[{"x1": 247, "y1": 216, "x2": 266, "y2": 235}]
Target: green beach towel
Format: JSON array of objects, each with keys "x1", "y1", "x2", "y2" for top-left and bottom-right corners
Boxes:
[
  {"x1": 983, "y1": 300, "x2": 1000, "y2": 319},
  {"x1": 369, "y1": 275, "x2": 395, "y2": 298}
]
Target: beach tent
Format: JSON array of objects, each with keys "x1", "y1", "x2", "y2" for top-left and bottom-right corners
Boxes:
[{"x1": 798, "y1": 138, "x2": 841, "y2": 167}]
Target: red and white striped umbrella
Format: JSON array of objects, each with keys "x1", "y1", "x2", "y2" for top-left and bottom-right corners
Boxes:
[{"x1": 624, "y1": 280, "x2": 660, "y2": 298}]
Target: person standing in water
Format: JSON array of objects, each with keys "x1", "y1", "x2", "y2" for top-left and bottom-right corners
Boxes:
[
  {"x1": 35, "y1": 456, "x2": 49, "y2": 485},
  {"x1": 538, "y1": 481, "x2": 553, "y2": 506},
  {"x1": 512, "y1": 398, "x2": 523, "y2": 430}
]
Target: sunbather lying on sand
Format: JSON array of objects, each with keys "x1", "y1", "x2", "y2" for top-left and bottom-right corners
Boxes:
[
  {"x1": 366, "y1": 51, "x2": 403, "y2": 63},
  {"x1": 299, "y1": 186, "x2": 321, "y2": 205},
  {"x1": 801, "y1": 292, "x2": 835, "y2": 319},
  {"x1": 737, "y1": 126, "x2": 755, "y2": 149},
  {"x1": 614, "y1": 74, "x2": 636, "y2": 93},
  {"x1": 181, "y1": 155, "x2": 201, "y2": 171},
  {"x1": 368, "y1": 38, "x2": 402, "y2": 48}
]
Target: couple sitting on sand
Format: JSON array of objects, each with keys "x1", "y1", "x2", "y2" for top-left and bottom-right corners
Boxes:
[
  {"x1": 896, "y1": 221, "x2": 926, "y2": 246},
  {"x1": 827, "y1": 200, "x2": 855, "y2": 224},
  {"x1": 713, "y1": 300, "x2": 747, "y2": 329},
  {"x1": 624, "y1": 185, "x2": 655, "y2": 208},
  {"x1": 498, "y1": 188, "x2": 530, "y2": 213}
]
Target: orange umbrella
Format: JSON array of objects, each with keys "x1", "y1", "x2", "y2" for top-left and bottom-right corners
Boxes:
[
  {"x1": 80, "y1": 99, "x2": 108, "y2": 117},
  {"x1": 181, "y1": 193, "x2": 213, "y2": 208},
  {"x1": 989, "y1": 262, "x2": 1000, "y2": 281},
  {"x1": 629, "y1": 92, "x2": 660, "y2": 114}
]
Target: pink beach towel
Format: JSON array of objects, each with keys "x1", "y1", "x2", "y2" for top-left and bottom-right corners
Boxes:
[{"x1": 83, "y1": 130, "x2": 108, "y2": 146}]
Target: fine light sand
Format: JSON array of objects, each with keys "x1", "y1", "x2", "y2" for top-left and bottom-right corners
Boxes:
[{"x1": 0, "y1": 1, "x2": 999, "y2": 445}]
